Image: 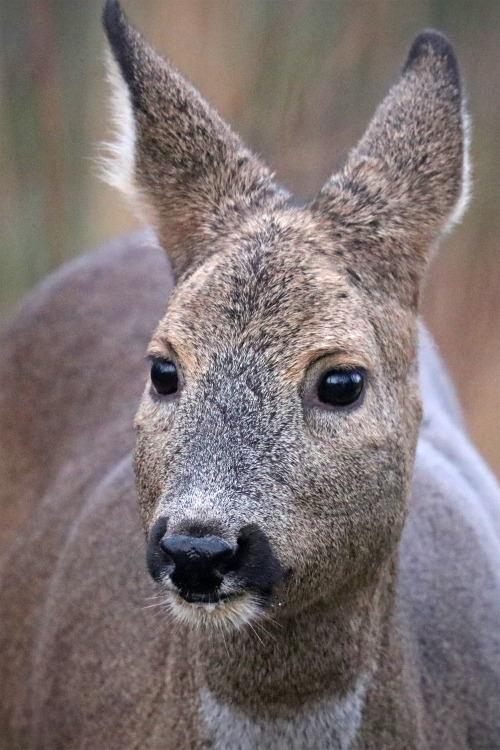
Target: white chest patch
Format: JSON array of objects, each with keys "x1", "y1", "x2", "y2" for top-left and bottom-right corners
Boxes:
[{"x1": 199, "y1": 674, "x2": 369, "y2": 750}]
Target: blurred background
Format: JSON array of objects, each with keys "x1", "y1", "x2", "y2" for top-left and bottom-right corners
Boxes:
[{"x1": 1, "y1": 0, "x2": 499, "y2": 476}]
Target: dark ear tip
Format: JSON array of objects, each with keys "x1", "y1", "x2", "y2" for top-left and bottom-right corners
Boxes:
[
  {"x1": 404, "y1": 29, "x2": 459, "y2": 86},
  {"x1": 102, "y1": 0, "x2": 138, "y2": 90},
  {"x1": 102, "y1": 0, "x2": 124, "y2": 36}
]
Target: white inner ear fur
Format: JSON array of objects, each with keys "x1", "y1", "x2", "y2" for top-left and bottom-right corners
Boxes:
[
  {"x1": 441, "y1": 102, "x2": 472, "y2": 235},
  {"x1": 100, "y1": 51, "x2": 156, "y2": 226}
]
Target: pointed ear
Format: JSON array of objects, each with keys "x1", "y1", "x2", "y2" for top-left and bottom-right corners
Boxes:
[
  {"x1": 311, "y1": 31, "x2": 470, "y2": 308},
  {"x1": 102, "y1": 0, "x2": 283, "y2": 280}
]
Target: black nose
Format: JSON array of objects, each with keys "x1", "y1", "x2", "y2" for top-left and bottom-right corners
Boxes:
[{"x1": 160, "y1": 534, "x2": 236, "y2": 599}]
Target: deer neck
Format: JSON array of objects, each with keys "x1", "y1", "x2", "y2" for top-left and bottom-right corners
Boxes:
[{"x1": 168, "y1": 553, "x2": 425, "y2": 748}]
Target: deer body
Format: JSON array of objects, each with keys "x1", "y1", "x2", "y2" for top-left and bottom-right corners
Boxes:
[{"x1": 1, "y1": 2, "x2": 500, "y2": 748}]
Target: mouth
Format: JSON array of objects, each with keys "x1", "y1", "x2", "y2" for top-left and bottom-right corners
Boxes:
[
  {"x1": 163, "y1": 585, "x2": 262, "y2": 630},
  {"x1": 179, "y1": 590, "x2": 242, "y2": 605}
]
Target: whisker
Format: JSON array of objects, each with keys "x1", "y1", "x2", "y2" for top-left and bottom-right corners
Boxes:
[
  {"x1": 260, "y1": 611, "x2": 284, "y2": 630},
  {"x1": 218, "y1": 621, "x2": 230, "y2": 658},
  {"x1": 253, "y1": 619, "x2": 276, "y2": 644},
  {"x1": 246, "y1": 620, "x2": 265, "y2": 647},
  {"x1": 142, "y1": 601, "x2": 170, "y2": 610}
]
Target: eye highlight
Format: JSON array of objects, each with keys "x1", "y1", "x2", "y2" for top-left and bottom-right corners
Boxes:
[
  {"x1": 150, "y1": 359, "x2": 179, "y2": 396},
  {"x1": 317, "y1": 367, "x2": 364, "y2": 407}
]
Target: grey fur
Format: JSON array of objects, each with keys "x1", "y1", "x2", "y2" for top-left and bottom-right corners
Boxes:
[{"x1": 0, "y1": 3, "x2": 499, "y2": 748}]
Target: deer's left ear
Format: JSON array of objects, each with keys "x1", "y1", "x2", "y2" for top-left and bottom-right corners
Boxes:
[{"x1": 311, "y1": 31, "x2": 470, "y2": 307}]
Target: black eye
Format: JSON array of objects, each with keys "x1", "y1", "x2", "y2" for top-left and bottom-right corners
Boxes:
[
  {"x1": 150, "y1": 360, "x2": 179, "y2": 396},
  {"x1": 317, "y1": 368, "x2": 364, "y2": 407}
]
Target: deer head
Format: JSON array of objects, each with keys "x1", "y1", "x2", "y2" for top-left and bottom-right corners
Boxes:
[{"x1": 103, "y1": 0, "x2": 468, "y2": 630}]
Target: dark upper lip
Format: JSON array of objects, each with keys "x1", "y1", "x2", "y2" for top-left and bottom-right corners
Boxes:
[{"x1": 178, "y1": 589, "x2": 240, "y2": 604}]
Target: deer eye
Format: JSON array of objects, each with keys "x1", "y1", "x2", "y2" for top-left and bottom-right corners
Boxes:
[
  {"x1": 151, "y1": 360, "x2": 179, "y2": 396},
  {"x1": 317, "y1": 368, "x2": 364, "y2": 407}
]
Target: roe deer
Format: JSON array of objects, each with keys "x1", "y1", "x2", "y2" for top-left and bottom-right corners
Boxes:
[{"x1": 1, "y1": 1, "x2": 499, "y2": 747}]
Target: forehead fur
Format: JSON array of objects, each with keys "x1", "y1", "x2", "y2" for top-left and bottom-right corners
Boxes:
[{"x1": 149, "y1": 207, "x2": 382, "y2": 378}]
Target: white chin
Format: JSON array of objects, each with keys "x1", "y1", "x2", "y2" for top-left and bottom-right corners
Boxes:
[{"x1": 167, "y1": 590, "x2": 261, "y2": 631}]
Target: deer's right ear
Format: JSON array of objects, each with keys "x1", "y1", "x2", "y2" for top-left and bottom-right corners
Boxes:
[{"x1": 102, "y1": 0, "x2": 281, "y2": 281}]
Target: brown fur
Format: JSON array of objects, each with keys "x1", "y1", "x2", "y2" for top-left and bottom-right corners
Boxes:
[{"x1": 0, "y1": 2, "x2": 498, "y2": 748}]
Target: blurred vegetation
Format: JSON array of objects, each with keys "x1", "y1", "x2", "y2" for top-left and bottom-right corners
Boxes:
[{"x1": 1, "y1": 0, "x2": 499, "y2": 475}]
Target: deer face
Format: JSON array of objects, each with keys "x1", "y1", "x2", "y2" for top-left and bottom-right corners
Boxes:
[
  {"x1": 103, "y1": 1, "x2": 467, "y2": 629},
  {"x1": 134, "y1": 210, "x2": 421, "y2": 628}
]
